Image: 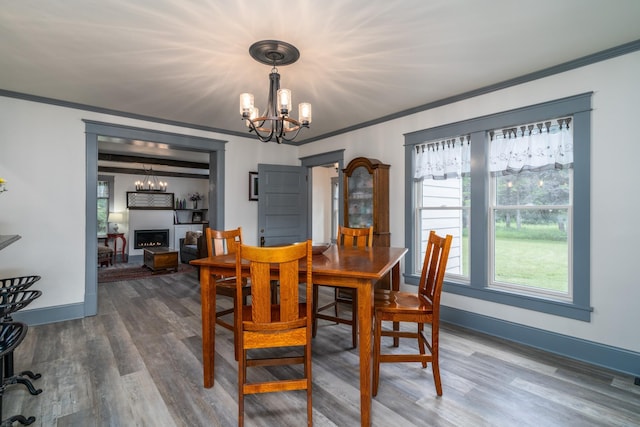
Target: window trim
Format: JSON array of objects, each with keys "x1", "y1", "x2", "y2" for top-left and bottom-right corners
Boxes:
[{"x1": 404, "y1": 92, "x2": 592, "y2": 321}]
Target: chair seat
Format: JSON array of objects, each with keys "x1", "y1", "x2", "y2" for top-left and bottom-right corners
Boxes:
[
  {"x1": 216, "y1": 277, "x2": 248, "y2": 294},
  {"x1": 374, "y1": 290, "x2": 434, "y2": 315},
  {"x1": 98, "y1": 245, "x2": 114, "y2": 255}
]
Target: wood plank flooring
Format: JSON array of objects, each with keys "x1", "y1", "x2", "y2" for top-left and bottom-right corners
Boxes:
[{"x1": 6, "y1": 267, "x2": 640, "y2": 426}]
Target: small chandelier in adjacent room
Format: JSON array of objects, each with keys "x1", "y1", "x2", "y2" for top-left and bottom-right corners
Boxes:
[
  {"x1": 239, "y1": 40, "x2": 312, "y2": 144},
  {"x1": 134, "y1": 166, "x2": 167, "y2": 192}
]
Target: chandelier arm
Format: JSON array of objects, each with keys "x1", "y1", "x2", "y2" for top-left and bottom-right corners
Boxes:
[
  {"x1": 280, "y1": 125, "x2": 307, "y2": 142},
  {"x1": 247, "y1": 118, "x2": 277, "y2": 143}
]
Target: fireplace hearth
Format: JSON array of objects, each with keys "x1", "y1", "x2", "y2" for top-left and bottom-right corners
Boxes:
[{"x1": 134, "y1": 229, "x2": 170, "y2": 249}]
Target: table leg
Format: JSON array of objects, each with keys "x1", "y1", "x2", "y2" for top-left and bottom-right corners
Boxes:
[
  {"x1": 392, "y1": 261, "x2": 400, "y2": 347},
  {"x1": 358, "y1": 281, "x2": 372, "y2": 427},
  {"x1": 200, "y1": 266, "x2": 216, "y2": 388}
]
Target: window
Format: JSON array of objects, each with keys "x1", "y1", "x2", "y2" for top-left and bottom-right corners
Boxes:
[
  {"x1": 405, "y1": 93, "x2": 592, "y2": 321},
  {"x1": 488, "y1": 118, "x2": 573, "y2": 299},
  {"x1": 414, "y1": 136, "x2": 470, "y2": 281},
  {"x1": 97, "y1": 175, "x2": 114, "y2": 236}
]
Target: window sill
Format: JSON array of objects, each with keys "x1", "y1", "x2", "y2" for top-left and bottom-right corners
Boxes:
[{"x1": 404, "y1": 274, "x2": 592, "y2": 321}]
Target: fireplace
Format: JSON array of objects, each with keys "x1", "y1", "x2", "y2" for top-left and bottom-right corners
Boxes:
[{"x1": 134, "y1": 229, "x2": 170, "y2": 249}]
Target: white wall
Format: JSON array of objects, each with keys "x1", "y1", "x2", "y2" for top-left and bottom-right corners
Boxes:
[
  {"x1": 1, "y1": 50, "x2": 639, "y2": 356},
  {"x1": 299, "y1": 51, "x2": 640, "y2": 354}
]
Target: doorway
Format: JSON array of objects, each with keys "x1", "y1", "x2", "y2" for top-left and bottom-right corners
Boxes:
[
  {"x1": 85, "y1": 120, "x2": 227, "y2": 316},
  {"x1": 300, "y1": 150, "x2": 345, "y2": 242},
  {"x1": 310, "y1": 165, "x2": 339, "y2": 243}
]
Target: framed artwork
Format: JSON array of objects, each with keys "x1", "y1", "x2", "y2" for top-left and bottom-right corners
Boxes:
[
  {"x1": 191, "y1": 211, "x2": 203, "y2": 222},
  {"x1": 249, "y1": 172, "x2": 258, "y2": 201},
  {"x1": 126, "y1": 191, "x2": 174, "y2": 209}
]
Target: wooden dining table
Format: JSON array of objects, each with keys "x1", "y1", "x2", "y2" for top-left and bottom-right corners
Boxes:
[{"x1": 191, "y1": 244, "x2": 407, "y2": 427}]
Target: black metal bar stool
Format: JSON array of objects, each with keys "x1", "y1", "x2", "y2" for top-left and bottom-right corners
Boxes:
[
  {"x1": 0, "y1": 290, "x2": 42, "y2": 396},
  {"x1": 0, "y1": 322, "x2": 35, "y2": 426},
  {"x1": 0, "y1": 277, "x2": 41, "y2": 296},
  {"x1": 0, "y1": 277, "x2": 41, "y2": 381}
]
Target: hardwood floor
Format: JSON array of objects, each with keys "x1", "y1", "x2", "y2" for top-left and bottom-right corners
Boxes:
[{"x1": 6, "y1": 268, "x2": 640, "y2": 426}]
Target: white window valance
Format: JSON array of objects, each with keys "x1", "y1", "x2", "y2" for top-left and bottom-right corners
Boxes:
[
  {"x1": 489, "y1": 117, "x2": 573, "y2": 176},
  {"x1": 414, "y1": 135, "x2": 470, "y2": 180}
]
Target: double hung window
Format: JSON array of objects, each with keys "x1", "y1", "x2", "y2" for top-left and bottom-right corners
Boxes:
[
  {"x1": 405, "y1": 93, "x2": 591, "y2": 320},
  {"x1": 488, "y1": 119, "x2": 573, "y2": 299},
  {"x1": 414, "y1": 136, "x2": 470, "y2": 282}
]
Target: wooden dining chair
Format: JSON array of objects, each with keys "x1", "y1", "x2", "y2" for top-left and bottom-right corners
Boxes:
[
  {"x1": 236, "y1": 240, "x2": 313, "y2": 427},
  {"x1": 313, "y1": 225, "x2": 373, "y2": 348},
  {"x1": 205, "y1": 227, "x2": 249, "y2": 360},
  {"x1": 372, "y1": 230, "x2": 452, "y2": 397}
]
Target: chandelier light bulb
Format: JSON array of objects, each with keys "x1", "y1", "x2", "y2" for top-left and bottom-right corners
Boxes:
[
  {"x1": 299, "y1": 102, "x2": 312, "y2": 124},
  {"x1": 277, "y1": 88, "x2": 291, "y2": 114},
  {"x1": 246, "y1": 106, "x2": 260, "y2": 127},
  {"x1": 239, "y1": 93, "x2": 254, "y2": 116}
]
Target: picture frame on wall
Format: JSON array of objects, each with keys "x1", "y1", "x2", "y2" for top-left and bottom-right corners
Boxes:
[{"x1": 249, "y1": 172, "x2": 258, "y2": 201}]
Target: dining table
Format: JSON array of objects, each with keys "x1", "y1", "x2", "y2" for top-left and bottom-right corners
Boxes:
[{"x1": 191, "y1": 244, "x2": 407, "y2": 427}]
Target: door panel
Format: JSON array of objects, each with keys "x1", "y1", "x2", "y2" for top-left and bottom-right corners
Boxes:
[{"x1": 258, "y1": 164, "x2": 307, "y2": 246}]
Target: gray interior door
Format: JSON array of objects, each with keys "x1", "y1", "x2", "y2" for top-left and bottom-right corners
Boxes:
[{"x1": 257, "y1": 164, "x2": 308, "y2": 246}]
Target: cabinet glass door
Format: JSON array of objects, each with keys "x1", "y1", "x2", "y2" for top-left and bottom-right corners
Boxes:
[{"x1": 347, "y1": 166, "x2": 373, "y2": 228}]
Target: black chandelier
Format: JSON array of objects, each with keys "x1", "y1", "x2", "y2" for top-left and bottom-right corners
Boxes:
[
  {"x1": 239, "y1": 40, "x2": 312, "y2": 144},
  {"x1": 134, "y1": 166, "x2": 167, "y2": 192}
]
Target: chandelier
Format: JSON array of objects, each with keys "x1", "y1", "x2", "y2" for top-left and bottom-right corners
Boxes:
[
  {"x1": 134, "y1": 166, "x2": 167, "y2": 192},
  {"x1": 239, "y1": 40, "x2": 312, "y2": 144}
]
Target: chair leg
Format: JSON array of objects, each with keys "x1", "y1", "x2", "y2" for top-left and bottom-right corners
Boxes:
[
  {"x1": 233, "y1": 296, "x2": 239, "y2": 361},
  {"x1": 432, "y1": 326, "x2": 442, "y2": 396},
  {"x1": 372, "y1": 314, "x2": 381, "y2": 397},
  {"x1": 312, "y1": 285, "x2": 319, "y2": 338},
  {"x1": 305, "y1": 343, "x2": 313, "y2": 426},
  {"x1": 417, "y1": 323, "x2": 427, "y2": 368},
  {"x1": 238, "y1": 348, "x2": 245, "y2": 427}
]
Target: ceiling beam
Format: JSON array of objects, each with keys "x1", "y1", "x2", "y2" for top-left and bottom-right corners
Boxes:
[
  {"x1": 98, "y1": 152, "x2": 209, "y2": 170},
  {"x1": 98, "y1": 166, "x2": 208, "y2": 180}
]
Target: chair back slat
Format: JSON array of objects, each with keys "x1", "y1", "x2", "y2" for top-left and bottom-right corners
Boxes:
[
  {"x1": 249, "y1": 261, "x2": 272, "y2": 323},
  {"x1": 278, "y1": 258, "x2": 301, "y2": 322}
]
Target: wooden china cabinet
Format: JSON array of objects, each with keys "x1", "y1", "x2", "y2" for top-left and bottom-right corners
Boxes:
[{"x1": 343, "y1": 157, "x2": 390, "y2": 247}]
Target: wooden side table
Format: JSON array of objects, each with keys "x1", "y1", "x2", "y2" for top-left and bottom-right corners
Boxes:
[
  {"x1": 143, "y1": 247, "x2": 178, "y2": 272},
  {"x1": 107, "y1": 233, "x2": 127, "y2": 263}
]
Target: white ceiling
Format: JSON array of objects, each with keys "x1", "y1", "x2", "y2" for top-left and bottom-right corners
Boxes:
[{"x1": 2, "y1": 0, "x2": 640, "y2": 153}]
